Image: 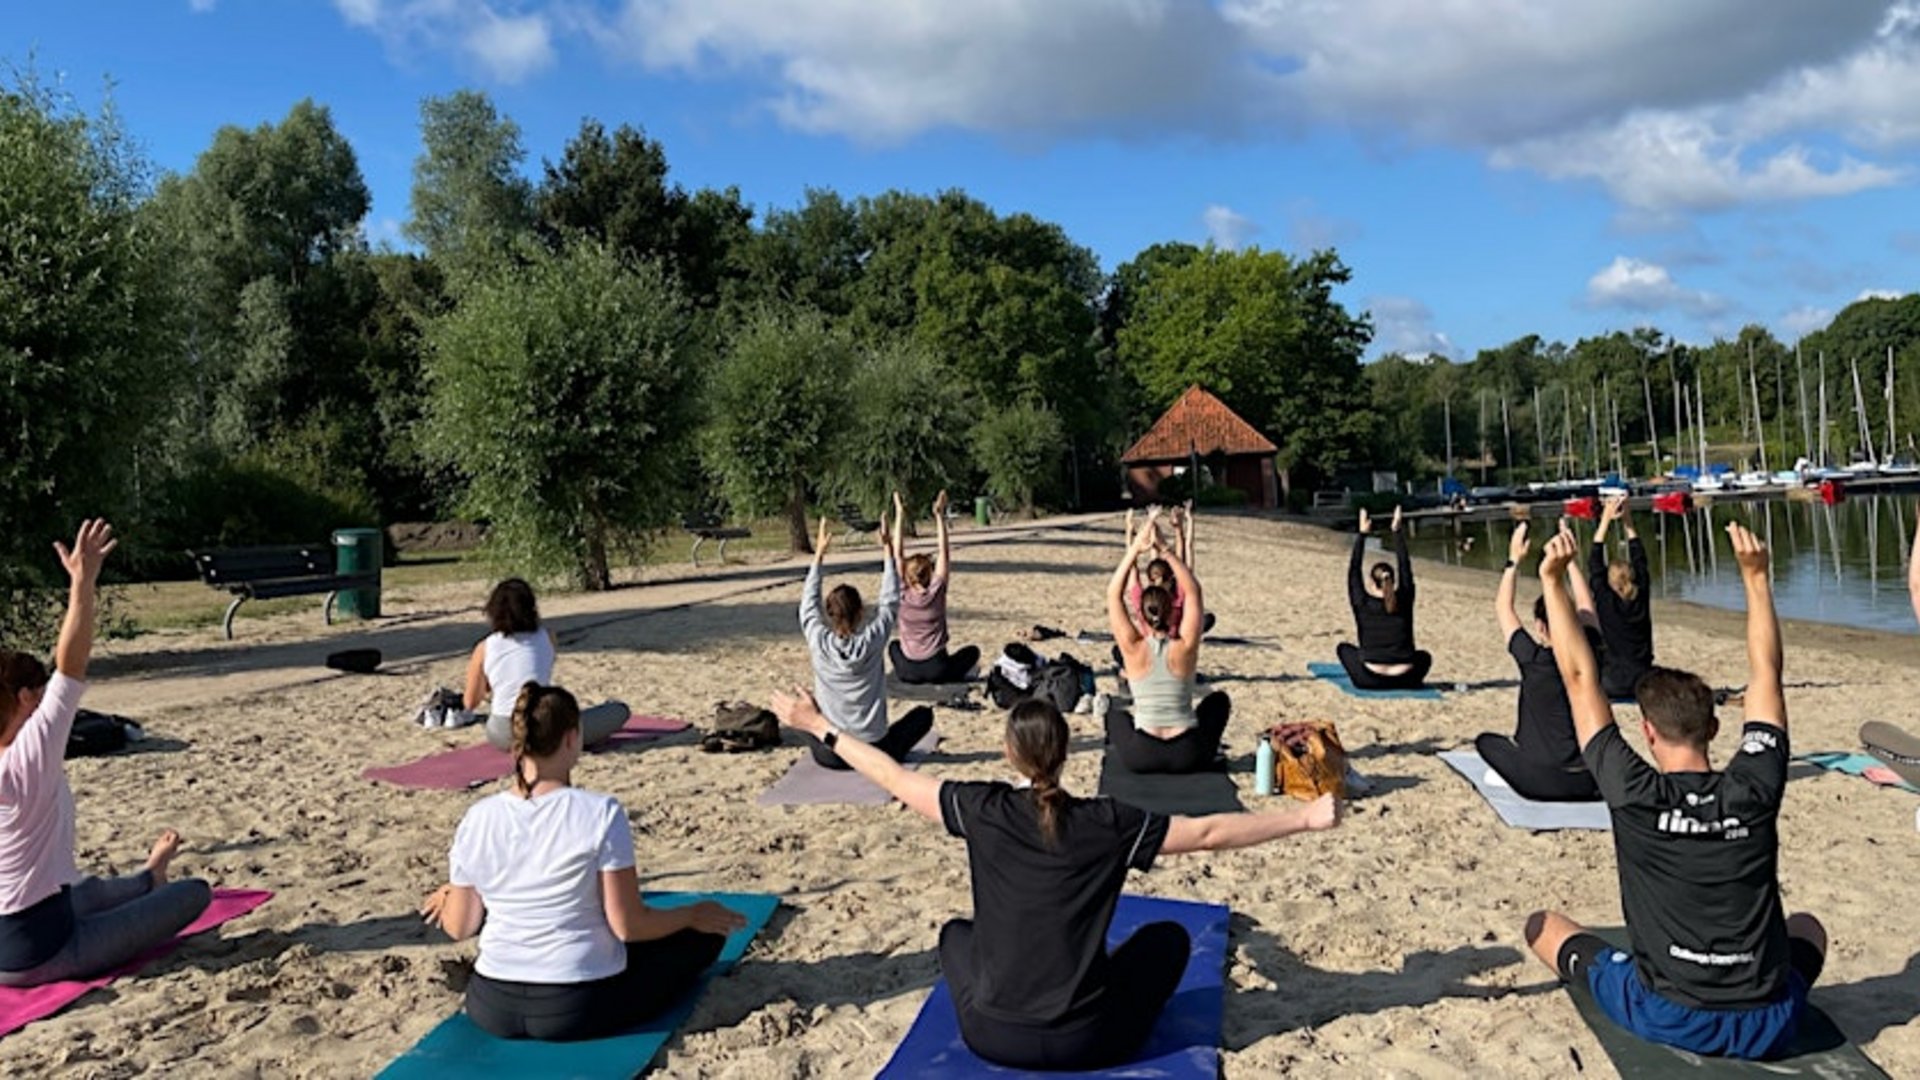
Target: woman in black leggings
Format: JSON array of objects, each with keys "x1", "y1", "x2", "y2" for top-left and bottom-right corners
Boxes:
[
  {"x1": 1476, "y1": 521, "x2": 1601, "y2": 801},
  {"x1": 772, "y1": 692, "x2": 1340, "y2": 1072},
  {"x1": 1337, "y1": 505, "x2": 1432, "y2": 689}
]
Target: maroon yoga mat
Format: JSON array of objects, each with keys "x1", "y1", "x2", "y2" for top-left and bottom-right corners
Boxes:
[{"x1": 362, "y1": 715, "x2": 688, "y2": 790}]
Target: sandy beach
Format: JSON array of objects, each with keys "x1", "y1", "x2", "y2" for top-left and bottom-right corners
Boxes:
[{"x1": 3, "y1": 512, "x2": 1915, "y2": 1078}]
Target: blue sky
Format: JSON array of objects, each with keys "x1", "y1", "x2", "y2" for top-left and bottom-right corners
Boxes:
[{"x1": 11, "y1": 1, "x2": 1920, "y2": 359}]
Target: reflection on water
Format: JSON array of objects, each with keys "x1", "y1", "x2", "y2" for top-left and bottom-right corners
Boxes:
[{"x1": 1399, "y1": 494, "x2": 1920, "y2": 635}]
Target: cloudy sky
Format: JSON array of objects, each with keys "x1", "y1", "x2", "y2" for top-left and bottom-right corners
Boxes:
[{"x1": 17, "y1": 1, "x2": 1920, "y2": 357}]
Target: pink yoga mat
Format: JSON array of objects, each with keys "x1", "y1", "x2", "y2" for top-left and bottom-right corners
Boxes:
[
  {"x1": 0, "y1": 886, "x2": 273, "y2": 1039},
  {"x1": 362, "y1": 715, "x2": 689, "y2": 791}
]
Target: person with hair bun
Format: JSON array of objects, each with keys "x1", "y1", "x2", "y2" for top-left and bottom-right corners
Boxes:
[
  {"x1": 463, "y1": 578, "x2": 629, "y2": 750},
  {"x1": 1336, "y1": 504, "x2": 1432, "y2": 690},
  {"x1": 1590, "y1": 495, "x2": 1655, "y2": 700},
  {"x1": 1103, "y1": 507, "x2": 1228, "y2": 774},
  {"x1": 799, "y1": 498, "x2": 932, "y2": 769},
  {"x1": 772, "y1": 690, "x2": 1338, "y2": 1071},
  {"x1": 421, "y1": 682, "x2": 746, "y2": 1041}
]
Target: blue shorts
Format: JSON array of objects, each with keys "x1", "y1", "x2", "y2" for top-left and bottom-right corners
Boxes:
[{"x1": 1584, "y1": 948, "x2": 1808, "y2": 1060}]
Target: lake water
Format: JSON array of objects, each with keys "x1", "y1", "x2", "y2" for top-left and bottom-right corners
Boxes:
[{"x1": 1395, "y1": 493, "x2": 1920, "y2": 635}]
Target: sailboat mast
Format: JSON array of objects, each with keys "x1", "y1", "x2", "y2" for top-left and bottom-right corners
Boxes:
[
  {"x1": 1819, "y1": 354, "x2": 1829, "y2": 465},
  {"x1": 1643, "y1": 375, "x2": 1660, "y2": 473},
  {"x1": 1796, "y1": 347, "x2": 1812, "y2": 464},
  {"x1": 1695, "y1": 373, "x2": 1709, "y2": 472},
  {"x1": 1444, "y1": 395, "x2": 1454, "y2": 480},
  {"x1": 1534, "y1": 386, "x2": 1547, "y2": 483},
  {"x1": 1851, "y1": 357, "x2": 1875, "y2": 465},
  {"x1": 1886, "y1": 346, "x2": 1897, "y2": 463},
  {"x1": 1748, "y1": 358, "x2": 1768, "y2": 473},
  {"x1": 1561, "y1": 387, "x2": 1574, "y2": 482},
  {"x1": 1501, "y1": 393, "x2": 1514, "y2": 486}
]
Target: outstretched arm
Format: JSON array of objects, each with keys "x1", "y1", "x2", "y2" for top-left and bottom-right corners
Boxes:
[
  {"x1": 1594, "y1": 495, "x2": 1622, "y2": 545},
  {"x1": 1540, "y1": 533, "x2": 1616, "y2": 749},
  {"x1": 1181, "y1": 502, "x2": 1196, "y2": 568},
  {"x1": 1729, "y1": 524, "x2": 1785, "y2": 731},
  {"x1": 1348, "y1": 529, "x2": 1368, "y2": 608},
  {"x1": 1496, "y1": 522, "x2": 1528, "y2": 640},
  {"x1": 52, "y1": 519, "x2": 114, "y2": 681},
  {"x1": 774, "y1": 689, "x2": 942, "y2": 821},
  {"x1": 1561, "y1": 520, "x2": 1600, "y2": 630},
  {"x1": 932, "y1": 490, "x2": 951, "y2": 580},
  {"x1": 1163, "y1": 793, "x2": 1339, "y2": 854},
  {"x1": 1393, "y1": 514, "x2": 1413, "y2": 600},
  {"x1": 1109, "y1": 517, "x2": 1158, "y2": 646},
  {"x1": 1163, "y1": 549, "x2": 1205, "y2": 646}
]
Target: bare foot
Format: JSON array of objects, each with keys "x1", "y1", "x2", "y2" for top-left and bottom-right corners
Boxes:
[{"x1": 146, "y1": 829, "x2": 182, "y2": 885}]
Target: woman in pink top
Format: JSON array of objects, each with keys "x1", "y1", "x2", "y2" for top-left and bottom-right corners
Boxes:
[
  {"x1": 889, "y1": 491, "x2": 981, "y2": 685},
  {"x1": 0, "y1": 521, "x2": 210, "y2": 987}
]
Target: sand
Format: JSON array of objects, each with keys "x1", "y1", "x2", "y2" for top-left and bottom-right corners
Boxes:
[{"x1": 3, "y1": 513, "x2": 1916, "y2": 1078}]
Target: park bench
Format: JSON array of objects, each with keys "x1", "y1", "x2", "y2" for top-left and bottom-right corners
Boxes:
[
  {"x1": 682, "y1": 513, "x2": 751, "y2": 567},
  {"x1": 188, "y1": 544, "x2": 378, "y2": 641},
  {"x1": 838, "y1": 502, "x2": 881, "y2": 541}
]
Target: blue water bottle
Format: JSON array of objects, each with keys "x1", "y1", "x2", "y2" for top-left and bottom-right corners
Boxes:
[{"x1": 1254, "y1": 738, "x2": 1275, "y2": 796}]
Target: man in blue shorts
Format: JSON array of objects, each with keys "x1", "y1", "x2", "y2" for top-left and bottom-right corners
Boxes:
[{"x1": 1521, "y1": 522, "x2": 1827, "y2": 1061}]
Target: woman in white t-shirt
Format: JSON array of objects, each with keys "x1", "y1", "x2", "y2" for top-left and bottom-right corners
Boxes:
[
  {"x1": 463, "y1": 579, "x2": 629, "y2": 751},
  {"x1": 421, "y1": 683, "x2": 746, "y2": 1040}
]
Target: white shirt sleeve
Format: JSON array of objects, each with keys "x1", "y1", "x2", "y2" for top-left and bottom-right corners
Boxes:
[
  {"x1": 598, "y1": 803, "x2": 636, "y2": 873},
  {"x1": 0, "y1": 673, "x2": 85, "y2": 807},
  {"x1": 447, "y1": 807, "x2": 479, "y2": 887}
]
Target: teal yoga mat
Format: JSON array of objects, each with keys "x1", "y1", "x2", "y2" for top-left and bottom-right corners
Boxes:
[
  {"x1": 1798, "y1": 752, "x2": 1920, "y2": 795},
  {"x1": 1307, "y1": 662, "x2": 1442, "y2": 700},
  {"x1": 379, "y1": 891, "x2": 779, "y2": 1080},
  {"x1": 1567, "y1": 928, "x2": 1887, "y2": 1078}
]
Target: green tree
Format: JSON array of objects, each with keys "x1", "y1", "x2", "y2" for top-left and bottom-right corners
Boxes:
[
  {"x1": 702, "y1": 309, "x2": 857, "y2": 553},
  {"x1": 831, "y1": 340, "x2": 973, "y2": 517},
  {"x1": 408, "y1": 90, "x2": 533, "y2": 276},
  {"x1": 423, "y1": 242, "x2": 699, "y2": 589},
  {"x1": 973, "y1": 400, "x2": 1066, "y2": 515}
]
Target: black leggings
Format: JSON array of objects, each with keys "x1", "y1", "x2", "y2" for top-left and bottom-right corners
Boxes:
[
  {"x1": 940, "y1": 918, "x2": 1190, "y2": 1071},
  {"x1": 803, "y1": 706, "x2": 935, "y2": 770},
  {"x1": 1336, "y1": 643, "x2": 1432, "y2": 689},
  {"x1": 1103, "y1": 692, "x2": 1231, "y2": 775},
  {"x1": 889, "y1": 642, "x2": 982, "y2": 684},
  {"x1": 465, "y1": 929, "x2": 725, "y2": 1041},
  {"x1": 1475, "y1": 733, "x2": 1600, "y2": 802}
]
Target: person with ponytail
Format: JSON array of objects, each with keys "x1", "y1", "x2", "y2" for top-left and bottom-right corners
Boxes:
[
  {"x1": 771, "y1": 691, "x2": 1339, "y2": 1072},
  {"x1": 421, "y1": 682, "x2": 746, "y2": 1041},
  {"x1": 463, "y1": 578, "x2": 630, "y2": 749},
  {"x1": 890, "y1": 490, "x2": 982, "y2": 685},
  {"x1": 1119, "y1": 504, "x2": 1215, "y2": 643},
  {"x1": 0, "y1": 520, "x2": 212, "y2": 989},
  {"x1": 1336, "y1": 504, "x2": 1432, "y2": 689},
  {"x1": 1589, "y1": 495, "x2": 1655, "y2": 700},
  {"x1": 1104, "y1": 507, "x2": 1229, "y2": 774}
]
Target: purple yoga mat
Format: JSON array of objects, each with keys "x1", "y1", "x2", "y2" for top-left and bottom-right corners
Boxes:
[
  {"x1": 362, "y1": 715, "x2": 689, "y2": 791},
  {"x1": 756, "y1": 732, "x2": 941, "y2": 806},
  {"x1": 0, "y1": 887, "x2": 273, "y2": 1039}
]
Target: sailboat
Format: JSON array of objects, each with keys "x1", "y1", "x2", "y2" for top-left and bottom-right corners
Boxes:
[
  {"x1": 1691, "y1": 372, "x2": 1726, "y2": 492},
  {"x1": 1846, "y1": 357, "x2": 1880, "y2": 474},
  {"x1": 1735, "y1": 346, "x2": 1773, "y2": 488},
  {"x1": 1880, "y1": 347, "x2": 1920, "y2": 476}
]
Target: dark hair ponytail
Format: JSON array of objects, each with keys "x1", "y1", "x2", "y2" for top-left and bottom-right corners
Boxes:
[
  {"x1": 510, "y1": 682, "x2": 580, "y2": 796},
  {"x1": 1372, "y1": 564, "x2": 1399, "y2": 615},
  {"x1": 1139, "y1": 584, "x2": 1174, "y2": 634},
  {"x1": 1006, "y1": 699, "x2": 1070, "y2": 846}
]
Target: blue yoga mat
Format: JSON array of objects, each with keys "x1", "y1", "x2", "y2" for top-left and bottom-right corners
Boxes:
[
  {"x1": 1307, "y1": 662, "x2": 1442, "y2": 700},
  {"x1": 1798, "y1": 751, "x2": 1920, "y2": 794},
  {"x1": 877, "y1": 894, "x2": 1229, "y2": 1079},
  {"x1": 379, "y1": 891, "x2": 779, "y2": 1080}
]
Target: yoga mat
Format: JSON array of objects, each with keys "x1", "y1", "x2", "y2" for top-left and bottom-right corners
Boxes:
[
  {"x1": 1439, "y1": 750, "x2": 1612, "y2": 831},
  {"x1": 1307, "y1": 662, "x2": 1442, "y2": 700},
  {"x1": 0, "y1": 887, "x2": 272, "y2": 1039},
  {"x1": 363, "y1": 715, "x2": 689, "y2": 791},
  {"x1": 1097, "y1": 755, "x2": 1244, "y2": 816},
  {"x1": 380, "y1": 891, "x2": 779, "y2": 1080},
  {"x1": 756, "y1": 731, "x2": 941, "y2": 807},
  {"x1": 1797, "y1": 752, "x2": 1920, "y2": 795},
  {"x1": 877, "y1": 894, "x2": 1228, "y2": 1079},
  {"x1": 1858, "y1": 722, "x2": 1920, "y2": 790},
  {"x1": 1567, "y1": 928, "x2": 1887, "y2": 1078},
  {"x1": 887, "y1": 676, "x2": 981, "y2": 703}
]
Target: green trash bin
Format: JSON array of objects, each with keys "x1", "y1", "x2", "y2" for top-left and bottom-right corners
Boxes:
[
  {"x1": 974, "y1": 496, "x2": 991, "y2": 527},
  {"x1": 332, "y1": 528, "x2": 383, "y2": 620}
]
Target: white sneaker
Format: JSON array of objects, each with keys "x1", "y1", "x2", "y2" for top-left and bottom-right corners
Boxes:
[
  {"x1": 1092, "y1": 692, "x2": 1111, "y2": 720},
  {"x1": 1073, "y1": 693, "x2": 1092, "y2": 715}
]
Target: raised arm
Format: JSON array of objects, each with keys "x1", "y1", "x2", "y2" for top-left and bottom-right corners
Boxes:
[
  {"x1": 1911, "y1": 510, "x2": 1920, "y2": 627},
  {"x1": 1539, "y1": 532, "x2": 1616, "y2": 748},
  {"x1": 1181, "y1": 501, "x2": 1196, "y2": 569},
  {"x1": 889, "y1": 490, "x2": 908, "y2": 570},
  {"x1": 1109, "y1": 515, "x2": 1158, "y2": 646},
  {"x1": 773, "y1": 688, "x2": 942, "y2": 821},
  {"x1": 799, "y1": 518, "x2": 830, "y2": 645},
  {"x1": 932, "y1": 489, "x2": 952, "y2": 580},
  {"x1": 1594, "y1": 495, "x2": 1622, "y2": 545},
  {"x1": 1348, "y1": 519, "x2": 1369, "y2": 608},
  {"x1": 52, "y1": 519, "x2": 114, "y2": 681},
  {"x1": 1496, "y1": 522, "x2": 1528, "y2": 641},
  {"x1": 1628, "y1": 532, "x2": 1650, "y2": 594},
  {"x1": 1162, "y1": 549, "x2": 1205, "y2": 647},
  {"x1": 1729, "y1": 524, "x2": 1784, "y2": 730},
  {"x1": 1560, "y1": 519, "x2": 1600, "y2": 630},
  {"x1": 1163, "y1": 793, "x2": 1340, "y2": 854},
  {"x1": 1392, "y1": 511, "x2": 1413, "y2": 601}
]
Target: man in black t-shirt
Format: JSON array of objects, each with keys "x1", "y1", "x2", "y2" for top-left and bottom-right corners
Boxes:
[{"x1": 1521, "y1": 524, "x2": 1827, "y2": 1061}]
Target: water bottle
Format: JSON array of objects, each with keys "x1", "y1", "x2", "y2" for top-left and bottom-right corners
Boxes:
[{"x1": 1255, "y1": 739, "x2": 1276, "y2": 796}]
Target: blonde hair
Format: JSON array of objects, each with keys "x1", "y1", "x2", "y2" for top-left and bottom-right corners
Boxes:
[{"x1": 904, "y1": 553, "x2": 935, "y2": 590}]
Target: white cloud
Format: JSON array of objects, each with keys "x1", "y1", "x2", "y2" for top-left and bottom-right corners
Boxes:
[
  {"x1": 1285, "y1": 199, "x2": 1361, "y2": 252},
  {"x1": 188, "y1": 0, "x2": 218, "y2": 12},
  {"x1": 1779, "y1": 305, "x2": 1834, "y2": 339},
  {"x1": 333, "y1": 0, "x2": 382, "y2": 28},
  {"x1": 1368, "y1": 296, "x2": 1455, "y2": 359},
  {"x1": 1857, "y1": 287, "x2": 1906, "y2": 300},
  {"x1": 464, "y1": 8, "x2": 554, "y2": 83},
  {"x1": 1202, "y1": 205, "x2": 1258, "y2": 250},
  {"x1": 333, "y1": 0, "x2": 555, "y2": 83},
  {"x1": 1585, "y1": 256, "x2": 1729, "y2": 316}
]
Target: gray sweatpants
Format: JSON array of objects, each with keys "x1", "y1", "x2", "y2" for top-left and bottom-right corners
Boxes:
[
  {"x1": 0, "y1": 872, "x2": 213, "y2": 987},
  {"x1": 484, "y1": 700, "x2": 631, "y2": 751}
]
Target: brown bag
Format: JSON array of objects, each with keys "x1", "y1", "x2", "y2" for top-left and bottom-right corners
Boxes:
[{"x1": 1268, "y1": 721, "x2": 1348, "y2": 801}]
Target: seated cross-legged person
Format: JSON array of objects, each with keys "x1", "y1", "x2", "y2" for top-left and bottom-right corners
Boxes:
[
  {"x1": 800, "y1": 504, "x2": 933, "y2": 770},
  {"x1": 771, "y1": 690, "x2": 1339, "y2": 1072},
  {"x1": 889, "y1": 490, "x2": 982, "y2": 685},
  {"x1": 1336, "y1": 505, "x2": 1432, "y2": 690},
  {"x1": 1523, "y1": 524, "x2": 1827, "y2": 1062},
  {"x1": 464, "y1": 578, "x2": 629, "y2": 749},
  {"x1": 420, "y1": 683, "x2": 746, "y2": 1041},
  {"x1": 1104, "y1": 509, "x2": 1229, "y2": 775},
  {"x1": 1476, "y1": 520, "x2": 1603, "y2": 802}
]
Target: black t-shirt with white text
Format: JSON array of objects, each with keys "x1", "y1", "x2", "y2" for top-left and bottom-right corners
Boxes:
[
  {"x1": 940, "y1": 781, "x2": 1168, "y2": 1023},
  {"x1": 1509, "y1": 627, "x2": 1603, "y2": 773},
  {"x1": 1583, "y1": 722, "x2": 1791, "y2": 1008}
]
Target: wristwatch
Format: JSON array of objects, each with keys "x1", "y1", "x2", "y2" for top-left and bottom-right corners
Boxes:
[
  {"x1": 1502, "y1": 559, "x2": 1516, "y2": 569},
  {"x1": 822, "y1": 729, "x2": 839, "y2": 750}
]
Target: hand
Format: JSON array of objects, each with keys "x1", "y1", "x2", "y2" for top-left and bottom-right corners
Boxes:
[
  {"x1": 685, "y1": 900, "x2": 748, "y2": 936},
  {"x1": 1539, "y1": 531, "x2": 1577, "y2": 579},
  {"x1": 1727, "y1": 522, "x2": 1770, "y2": 578},
  {"x1": 1390, "y1": 505, "x2": 1404, "y2": 532},
  {"x1": 771, "y1": 687, "x2": 830, "y2": 738},
  {"x1": 1557, "y1": 517, "x2": 1575, "y2": 539},
  {"x1": 933, "y1": 490, "x2": 949, "y2": 517},
  {"x1": 1603, "y1": 495, "x2": 1627, "y2": 522},
  {"x1": 1301, "y1": 793, "x2": 1342, "y2": 832},
  {"x1": 814, "y1": 517, "x2": 832, "y2": 557},
  {"x1": 1130, "y1": 521, "x2": 1159, "y2": 555},
  {"x1": 420, "y1": 884, "x2": 453, "y2": 929},
  {"x1": 1145, "y1": 504, "x2": 1164, "y2": 526},
  {"x1": 1358, "y1": 509, "x2": 1372, "y2": 534},
  {"x1": 1507, "y1": 521, "x2": 1531, "y2": 564},
  {"x1": 55, "y1": 519, "x2": 117, "y2": 584},
  {"x1": 892, "y1": 490, "x2": 906, "y2": 517}
]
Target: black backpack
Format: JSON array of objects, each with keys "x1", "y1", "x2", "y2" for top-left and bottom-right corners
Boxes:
[
  {"x1": 987, "y1": 647, "x2": 1090, "y2": 714},
  {"x1": 700, "y1": 701, "x2": 781, "y2": 753},
  {"x1": 66, "y1": 710, "x2": 132, "y2": 759}
]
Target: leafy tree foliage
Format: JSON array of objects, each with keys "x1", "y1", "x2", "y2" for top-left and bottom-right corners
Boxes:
[
  {"x1": 973, "y1": 400, "x2": 1066, "y2": 515},
  {"x1": 408, "y1": 90, "x2": 533, "y2": 276},
  {"x1": 831, "y1": 340, "x2": 973, "y2": 519}
]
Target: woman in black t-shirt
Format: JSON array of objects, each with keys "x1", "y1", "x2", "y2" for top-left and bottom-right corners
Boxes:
[
  {"x1": 772, "y1": 692, "x2": 1340, "y2": 1072},
  {"x1": 1337, "y1": 505, "x2": 1432, "y2": 689}
]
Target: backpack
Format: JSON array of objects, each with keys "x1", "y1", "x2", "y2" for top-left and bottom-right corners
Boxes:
[
  {"x1": 987, "y1": 646, "x2": 1090, "y2": 714},
  {"x1": 986, "y1": 643, "x2": 1044, "y2": 709},
  {"x1": 1268, "y1": 721, "x2": 1349, "y2": 801},
  {"x1": 66, "y1": 710, "x2": 135, "y2": 759},
  {"x1": 701, "y1": 701, "x2": 781, "y2": 753}
]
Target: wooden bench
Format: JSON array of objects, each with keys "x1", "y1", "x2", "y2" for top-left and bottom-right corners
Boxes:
[
  {"x1": 838, "y1": 502, "x2": 881, "y2": 541},
  {"x1": 188, "y1": 545, "x2": 379, "y2": 640},
  {"x1": 681, "y1": 514, "x2": 751, "y2": 567}
]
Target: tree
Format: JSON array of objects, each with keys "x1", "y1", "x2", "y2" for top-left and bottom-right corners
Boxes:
[
  {"x1": 407, "y1": 90, "x2": 533, "y2": 276},
  {"x1": 973, "y1": 400, "x2": 1066, "y2": 515},
  {"x1": 423, "y1": 243, "x2": 700, "y2": 589},
  {"x1": 831, "y1": 340, "x2": 973, "y2": 518},
  {"x1": 702, "y1": 309, "x2": 858, "y2": 553}
]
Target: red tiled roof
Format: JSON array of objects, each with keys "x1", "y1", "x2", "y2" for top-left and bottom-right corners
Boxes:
[{"x1": 1122, "y1": 385, "x2": 1278, "y2": 462}]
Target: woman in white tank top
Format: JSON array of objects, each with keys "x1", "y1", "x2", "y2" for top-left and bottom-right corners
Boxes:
[{"x1": 463, "y1": 579, "x2": 630, "y2": 750}]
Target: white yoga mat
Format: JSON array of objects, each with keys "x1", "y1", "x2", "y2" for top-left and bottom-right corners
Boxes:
[{"x1": 1439, "y1": 749, "x2": 1612, "y2": 831}]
